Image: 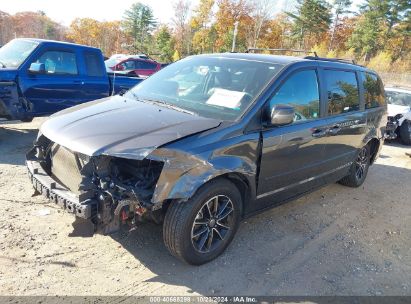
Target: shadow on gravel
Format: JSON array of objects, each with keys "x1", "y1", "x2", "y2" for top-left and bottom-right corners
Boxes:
[
  {"x1": 108, "y1": 162, "x2": 411, "y2": 296},
  {"x1": 384, "y1": 139, "x2": 411, "y2": 149},
  {"x1": 0, "y1": 125, "x2": 38, "y2": 165},
  {"x1": 0, "y1": 255, "x2": 77, "y2": 268}
]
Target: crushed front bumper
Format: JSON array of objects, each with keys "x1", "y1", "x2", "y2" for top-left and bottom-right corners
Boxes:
[
  {"x1": 26, "y1": 159, "x2": 95, "y2": 219},
  {"x1": 385, "y1": 117, "x2": 399, "y2": 140}
]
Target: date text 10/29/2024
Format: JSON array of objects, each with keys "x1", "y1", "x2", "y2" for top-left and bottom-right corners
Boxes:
[{"x1": 149, "y1": 296, "x2": 258, "y2": 303}]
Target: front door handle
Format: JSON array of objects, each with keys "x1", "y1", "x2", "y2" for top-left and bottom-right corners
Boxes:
[
  {"x1": 312, "y1": 128, "x2": 328, "y2": 138},
  {"x1": 73, "y1": 80, "x2": 84, "y2": 85},
  {"x1": 328, "y1": 125, "x2": 341, "y2": 135}
]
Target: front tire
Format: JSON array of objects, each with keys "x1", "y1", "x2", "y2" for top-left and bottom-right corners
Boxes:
[
  {"x1": 339, "y1": 145, "x2": 370, "y2": 187},
  {"x1": 163, "y1": 179, "x2": 241, "y2": 265},
  {"x1": 399, "y1": 120, "x2": 411, "y2": 145}
]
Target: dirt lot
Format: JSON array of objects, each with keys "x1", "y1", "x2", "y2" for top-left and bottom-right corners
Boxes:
[{"x1": 0, "y1": 118, "x2": 410, "y2": 297}]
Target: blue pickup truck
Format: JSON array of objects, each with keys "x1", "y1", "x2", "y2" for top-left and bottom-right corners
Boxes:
[{"x1": 0, "y1": 38, "x2": 143, "y2": 121}]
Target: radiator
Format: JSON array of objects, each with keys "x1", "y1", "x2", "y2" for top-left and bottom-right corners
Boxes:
[{"x1": 50, "y1": 144, "x2": 83, "y2": 195}]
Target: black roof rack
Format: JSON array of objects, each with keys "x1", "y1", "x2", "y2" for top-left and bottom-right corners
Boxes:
[
  {"x1": 246, "y1": 48, "x2": 361, "y2": 66},
  {"x1": 304, "y1": 55, "x2": 359, "y2": 65},
  {"x1": 246, "y1": 48, "x2": 318, "y2": 57}
]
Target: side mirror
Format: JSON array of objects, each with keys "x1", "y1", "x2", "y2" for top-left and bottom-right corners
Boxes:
[
  {"x1": 269, "y1": 104, "x2": 295, "y2": 126},
  {"x1": 28, "y1": 62, "x2": 46, "y2": 74}
]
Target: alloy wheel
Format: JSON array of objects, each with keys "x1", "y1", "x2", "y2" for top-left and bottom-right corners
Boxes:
[
  {"x1": 191, "y1": 195, "x2": 234, "y2": 253},
  {"x1": 355, "y1": 147, "x2": 368, "y2": 180}
]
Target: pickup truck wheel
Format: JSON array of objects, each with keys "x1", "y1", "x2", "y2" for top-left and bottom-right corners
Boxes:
[
  {"x1": 338, "y1": 145, "x2": 370, "y2": 188},
  {"x1": 163, "y1": 179, "x2": 241, "y2": 265},
  {"x1": 21, "y1": 117, "x2": 33, "y2": 123},
  {"x1": 399, "y1": 120, "x2": 411, "y2": 145}
]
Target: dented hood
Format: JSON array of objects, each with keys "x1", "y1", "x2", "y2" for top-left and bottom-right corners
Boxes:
[
  {"x1": 40, "y1": 95, "x2": 221, "y2": 159},
  {"x1": 387, "y1": 103, "x2": 410, "y2": 117}
]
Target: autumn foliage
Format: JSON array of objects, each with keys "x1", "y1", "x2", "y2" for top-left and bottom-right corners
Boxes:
[{"x1": 0, "y1": 0, "x2": 410, "y2": 77}]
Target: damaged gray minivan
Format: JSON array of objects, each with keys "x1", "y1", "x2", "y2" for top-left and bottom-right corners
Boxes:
[{"x1": 27, "y1": 53, "x2": 386, "y2": 264}]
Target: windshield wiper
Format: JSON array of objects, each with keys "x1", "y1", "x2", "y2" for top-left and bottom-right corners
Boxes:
[
  {"x1": 158, "y1": 102, "x2": 197, "y2": 116},
  {"x1": 0, "y1": 61, "x2": 6, "y2": 68},
  {"x1": 130, "y1": 92, "x2": 143, "y2": 102},
  {"x1": 135, "y1": 96, "x2": 197, "y2": 116}
]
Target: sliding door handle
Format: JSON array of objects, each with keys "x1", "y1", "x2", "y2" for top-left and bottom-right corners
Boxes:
[
  {"x1": 312, "y1": 128, "x2": 327, "y2": 138},
  {"x1": 328, "y1": 125, "x2": 341, "y2": 135}
]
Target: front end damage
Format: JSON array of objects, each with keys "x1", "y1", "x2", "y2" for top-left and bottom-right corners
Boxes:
[
  {"x1": 385, "y1": 115, "x2": 401, "y2": 140},
  {"x1": 0, "y1": 81, "x2": 25, "y2": 120},
  {"x1": 26, "y1": 135, "x2": 166, "y2": 234}
]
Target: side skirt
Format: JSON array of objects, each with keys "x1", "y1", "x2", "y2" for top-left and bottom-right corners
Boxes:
[{"x1": 243, "y1": 164, "x2": 351, "y2": 219}]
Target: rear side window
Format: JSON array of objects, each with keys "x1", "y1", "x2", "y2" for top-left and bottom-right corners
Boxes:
[
  {"x1": 362, "y1": 72, "x2": 385, "y2": 108},
  {"x1": 269, "y1": 70, "x2": 320, "y2": 121},
  {"x1": 37, "y1": 50, "x2": 78, "y2": 75},
  {"x1": 84, "y1": 51, "x2": 105, "y2": 77},
  {"x1": 120, "y1": 60, "x2": 136, "y2": 70},
  {"x1": 325, "y1": 70, "x2": 360, "y2": 115},
  {"x1": 137, "y1": 60, "x2": 157, "y2": 70}
]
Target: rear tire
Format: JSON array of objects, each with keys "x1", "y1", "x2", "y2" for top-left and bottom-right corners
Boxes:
[
  {"x1": 163, "y1": 179, "x2": 241, "y2": 265},
  {"x1": 339, "y1": 144, "x2": 370, "y2": 188},
  {"x1": 399, "y1": 120, "x2": 411, "y2": 145}
]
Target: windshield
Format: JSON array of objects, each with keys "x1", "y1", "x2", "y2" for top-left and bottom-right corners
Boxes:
[
  {"x1": 126, "y1": 56, "x2": 283, "y2": 121},
  {"x1": 386, "y1": 90, "x2": 411, "y2": 106},
  {"x1": 0, "y1": 39, "x2": 38, "y2": 68}
]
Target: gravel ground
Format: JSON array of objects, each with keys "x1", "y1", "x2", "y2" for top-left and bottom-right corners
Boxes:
[{"x1": 0, "y1": 118, "x2": 410, "y2": 297}]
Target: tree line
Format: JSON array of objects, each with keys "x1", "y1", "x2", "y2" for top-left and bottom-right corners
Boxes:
[
  {"x1": 0, "y1": 0, "x2": 410, "y2": 74},
  {"x1": 0, "y1": 10, "x2": 65, "y2": 43}
]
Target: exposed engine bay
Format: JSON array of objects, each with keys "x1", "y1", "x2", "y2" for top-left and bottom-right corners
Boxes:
[{"x1": 27, "y1": 135, "x2": 166, "y2": 235}]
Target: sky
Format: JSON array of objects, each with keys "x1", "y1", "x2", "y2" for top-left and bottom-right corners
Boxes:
[{"x1": 1, "y1": 0, "x2": 365, "y2": 26}]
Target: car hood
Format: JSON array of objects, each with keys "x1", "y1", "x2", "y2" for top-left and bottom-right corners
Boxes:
[
  {"x1": 387, "y1": 103, "x2": 410, "y2": 117},
  {"x1": 40, "y1": 95, "x2": 221, "y2": 160}
]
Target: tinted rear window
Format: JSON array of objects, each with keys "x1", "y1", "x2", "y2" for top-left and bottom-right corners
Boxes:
[
  {"x1": 138, "y1": 61, "x2": 157, "y2": 70},
  {"x1": 84, "y1": 51, "x2": 105, "y2": 77},
  {"x1": 325, "y1": 70, "x2": 360, "y2": 115},
  {"x1": 362, "y1": 72, "x2": 385, "y2": 108}
]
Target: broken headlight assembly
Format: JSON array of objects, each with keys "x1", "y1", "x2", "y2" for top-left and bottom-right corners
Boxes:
[{"x1": 28, "y1": 136, "x2": 165, "y2": 234}]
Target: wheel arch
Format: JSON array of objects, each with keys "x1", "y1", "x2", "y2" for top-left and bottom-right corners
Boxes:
[
  {"x1": 162, "y1": 172, "x2": 253, "y2": 219},
  {"x1": 215, "y1": 172, "x2": 252, "y2": 217},
  {"x1": 366, "y1": 137, "x2": 380, "y2": 164},
  {"x1": 398, "y1": 113, "x2": 411, "y2": 127},
  {"x1": 150, "y1": 147, "x2": 257, "y2": 214}
]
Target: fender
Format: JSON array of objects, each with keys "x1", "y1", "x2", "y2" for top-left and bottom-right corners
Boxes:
[
  {"x1": 362, "y1": 127, "x2": 383, "y2": 164},
  {"x1": 363, "y1": 127, "x2": 378, "y2": 144},
  {"x1": 0, "y1": 81, "x2": 28, "y2": 120},
  {"x1": 398, "y1": 112, "x2": 411, "y2": 126},
  {"x1": 148, "y1": 145, "x2": 258, "y2": 210},
  {"x1": 365, "y1": 107, "x2": 386, "y2": 142}
]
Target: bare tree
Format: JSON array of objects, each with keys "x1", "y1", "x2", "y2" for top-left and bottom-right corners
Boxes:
[
  {"x1": 251, "y1": 0, "x2": 273, "y2": 47},
  {"x1": 329, "y1": 0, "x2": 352, "y2": 51},
  {"x1": 0, "y1": 11, "x2": 14, "y2": 45},
  {"x1": 250, "y1": 0, "x2": 276, "y2": 48},
  {"x1": 172, "y1": 0, "x2": 191, "y2": 56}
]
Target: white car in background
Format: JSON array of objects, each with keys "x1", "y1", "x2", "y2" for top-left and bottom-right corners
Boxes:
[{"x1": 385, "y1": 87, "x2": 411, "y2": 145}]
